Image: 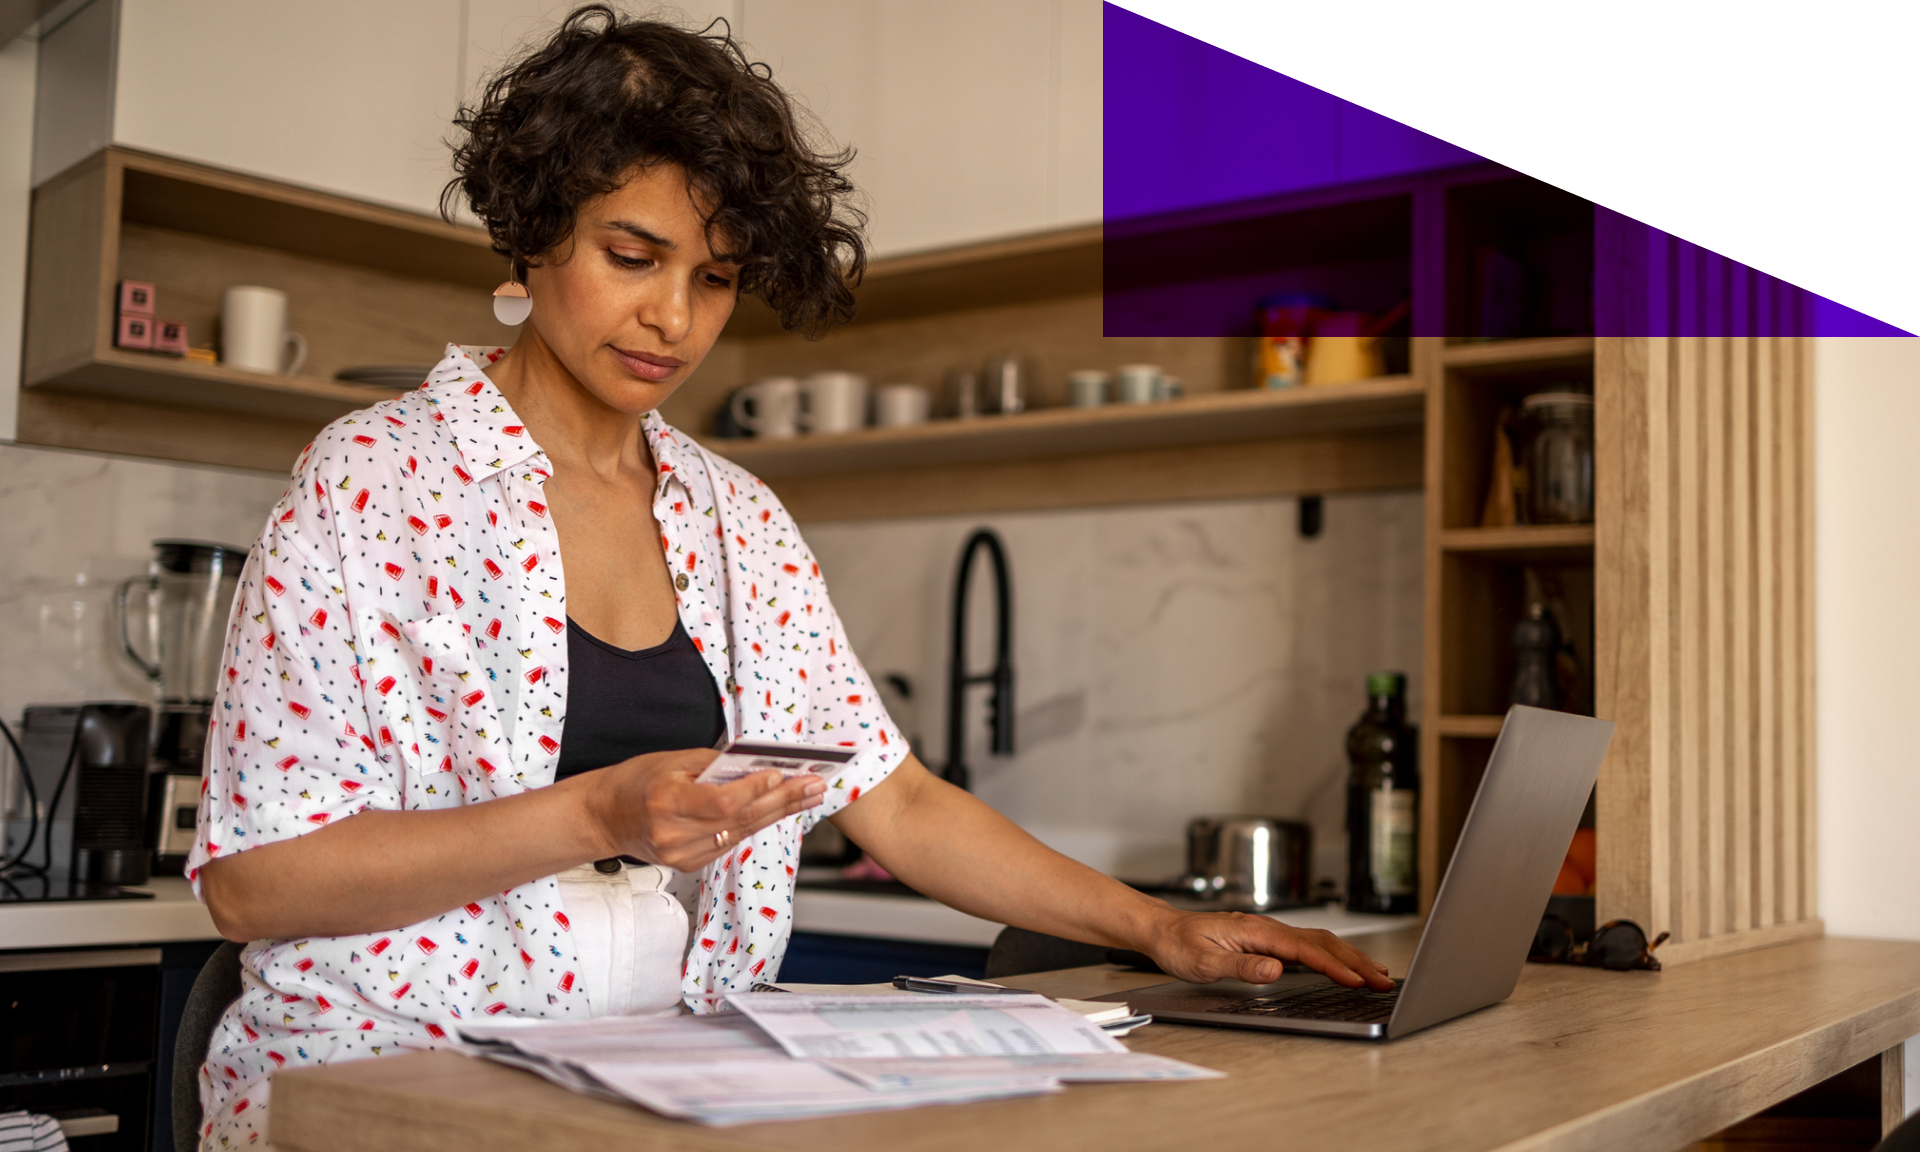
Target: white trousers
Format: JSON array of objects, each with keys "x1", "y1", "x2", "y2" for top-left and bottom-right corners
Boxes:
[{"x1": 554, "y1": 860, "x2": 690, "y2": 1016}]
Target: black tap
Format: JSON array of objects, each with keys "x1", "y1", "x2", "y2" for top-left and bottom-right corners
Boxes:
[{"x1": 943, "y1": 528, "x2": 1013, "y2": 790}]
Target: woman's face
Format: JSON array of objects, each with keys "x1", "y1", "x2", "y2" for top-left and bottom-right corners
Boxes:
[{"x1": 522, "y1": 163, "x2": 740, "y2": 414}]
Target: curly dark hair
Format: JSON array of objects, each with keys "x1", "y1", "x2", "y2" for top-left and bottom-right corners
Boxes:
[{"x1": 443, "y1": 5, "x2": 865, "y2": 338}]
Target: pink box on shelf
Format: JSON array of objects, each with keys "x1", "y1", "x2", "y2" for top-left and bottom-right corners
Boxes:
[
  {"x1": 115, "y1": 314, "x2": 155, "y2": 350},
  {"x1": 118, "y1": 280, "x2": 155, "y2": 316},
  {"x1": 154, "y1": 319, "x2": 188, "y2": 356}
]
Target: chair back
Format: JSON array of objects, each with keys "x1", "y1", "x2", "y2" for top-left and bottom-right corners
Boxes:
[{"x1": 172, "y1": 941, "x2": 243, "y2": 1152}]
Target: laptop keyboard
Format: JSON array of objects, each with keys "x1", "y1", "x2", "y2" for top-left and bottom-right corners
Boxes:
[{"x1": 1210, "y1": 981, "x2": 1403, "y2": 1023}]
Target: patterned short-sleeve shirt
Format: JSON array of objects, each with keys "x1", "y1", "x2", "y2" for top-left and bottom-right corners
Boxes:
[{"x1": 186, "y1": 344, "x2": 905, "y2": 1147}]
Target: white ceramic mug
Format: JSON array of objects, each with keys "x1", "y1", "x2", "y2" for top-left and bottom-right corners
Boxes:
[
  {"x1": 730, "y1": 376, "x2": 802, "y2": 439},
  {"x1": 873, "y1": 383, "x2": 932, "y2": 427},
  {"x1": 1116, "y1": 363, "x2": 1162, "y2": 405},
  {"x1": 221, "y1": 286, "x2": 308, "y2": 376},
  {"x1": 1067, "y1": 370, "x2": 1110, "y2": 408},
  {"x1": 800, "y1": 371, "x2": 869, "y2": 434}
]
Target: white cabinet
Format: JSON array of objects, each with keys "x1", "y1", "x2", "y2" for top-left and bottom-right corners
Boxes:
[
  {"x1": 461, "y1": 0, "x2": 734, "y2": 106},
  {"x1": 110, "y1": 0, "x2": 464, "y2": 215},
  {"x1": 35, "y1": 0, "x2": 1099, "y2": 245},
  {"x1": 737, "y1": 0, "x2": 1101, "y2": 257}
]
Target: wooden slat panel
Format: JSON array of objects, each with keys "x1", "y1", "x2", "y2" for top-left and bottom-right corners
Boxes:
[
  {"x1": 1703, "y1": 336, "x2": 1728, "y2": 939},
  {"x1": 1730, "y1": 335, "x2": 1754, "y2": 933},
  {"x1": 1595, "y1": 338, "x2": 1651, "y2": 927},
  {"x1": 1754, "y1": 336, "x2": 1778, "y2": 929},
  {"x1": 1674, "y1": 337, "x2": 1704, "y2": 944},
  {"x1": 1594, "y1": 334, "x2": 1816, "y2": 961},
  {"x1": 1795, "y1": 337, "x2": 1819, "y2": 922},
  {"x1": 1782, "y1": 335, "x2": 1807, "y2": 923},
  {"x1": 1646, "y1": 337, "x2": 1675, "y2": 937}
]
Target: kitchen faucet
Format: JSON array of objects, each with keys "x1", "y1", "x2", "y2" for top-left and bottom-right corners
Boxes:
[{"x1": 943, "y1": 528, "x2": 1012, "y2": 790}]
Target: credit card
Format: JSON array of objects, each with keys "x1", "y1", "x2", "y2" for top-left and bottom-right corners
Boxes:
[{"x1": 695, "y1": 740, "x2": 859, "y2": 785}]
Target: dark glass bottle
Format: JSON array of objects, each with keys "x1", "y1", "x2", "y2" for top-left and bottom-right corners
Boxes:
[
  {"x1": 1346, "y1": 671, "x2": 1420, "y2": 914},
  {"x1": 1511, "y1": 601, "x2": 1562, "y2": 710}
]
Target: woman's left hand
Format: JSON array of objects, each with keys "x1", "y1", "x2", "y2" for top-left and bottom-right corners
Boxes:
[{"x1": 1141, "y1": 910, "x2": 1396, "y2": 990}]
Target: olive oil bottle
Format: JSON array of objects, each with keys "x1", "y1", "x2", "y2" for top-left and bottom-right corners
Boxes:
[{"x1": 1345, "y1": 672, "x2": 1420, "y2": 914}]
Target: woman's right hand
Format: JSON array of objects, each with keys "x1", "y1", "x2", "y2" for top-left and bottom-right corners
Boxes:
[{"x1": 584, "y1": 748, "x2": 827, "y2": 871}]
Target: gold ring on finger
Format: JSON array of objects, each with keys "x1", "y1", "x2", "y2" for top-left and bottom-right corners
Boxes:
[{"x1": 715, "y1": 829, "x2": 731, "y2": 850}]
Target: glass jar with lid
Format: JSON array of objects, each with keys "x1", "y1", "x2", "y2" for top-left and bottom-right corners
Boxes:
[{"x1": 1519, "y1": 391, "x2": 1595, "y2": 524}]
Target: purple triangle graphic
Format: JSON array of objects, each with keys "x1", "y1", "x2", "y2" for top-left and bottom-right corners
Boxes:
[{"x1": 1104, "y1": 4, "x2": 1910, "y2": 338}]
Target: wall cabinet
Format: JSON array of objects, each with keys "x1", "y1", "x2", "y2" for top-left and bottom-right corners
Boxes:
[
  {"x1": 110, "y1": 0, "x2": 466, "y2": 214},
  {"x1": 737, "y1": 0, "x2": 1103, "y2": 256},
  {"x1": 37, "y1": 0, "x2": 1099, "y2": 256}
]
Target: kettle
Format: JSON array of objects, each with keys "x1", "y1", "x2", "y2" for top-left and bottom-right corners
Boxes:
[{"x1": 1181, "y1": 816, "x2": 1313, "y2": 909}]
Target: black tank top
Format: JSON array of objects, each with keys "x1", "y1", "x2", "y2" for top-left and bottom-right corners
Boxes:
[{"x1": 554, "y1": 616, "x2": 726, "y2": 781}]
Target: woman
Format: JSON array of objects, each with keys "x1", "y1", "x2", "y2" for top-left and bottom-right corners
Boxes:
[{"x1": 189, "y1": 9, "x2": 1392, "y2": 1148}]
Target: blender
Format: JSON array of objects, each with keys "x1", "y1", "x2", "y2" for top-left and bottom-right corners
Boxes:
[{"x1": 117, "y1": 539, "x2": 248, "y2": 868}]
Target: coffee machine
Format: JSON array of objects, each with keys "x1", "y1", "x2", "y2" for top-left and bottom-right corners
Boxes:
[
  {"x1": 117, "y1": 539, "x2": 248, "y2": 872},
  {"x1": 5, "y1": 702, "x2": 155, "y2": 890}
]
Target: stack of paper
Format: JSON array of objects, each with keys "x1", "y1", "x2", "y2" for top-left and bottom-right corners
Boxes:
[
  {"x1": 458, "y1": 992, "x2": 1220, "y2": 1126},
  {"x1": 768, "y1": 976, "x2": 1149, "y2": 1034}
]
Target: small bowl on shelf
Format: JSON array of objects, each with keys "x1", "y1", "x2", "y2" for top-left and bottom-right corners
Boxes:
[{"x1": 335, "y1": 365, "x2": 434, "y2": 390}]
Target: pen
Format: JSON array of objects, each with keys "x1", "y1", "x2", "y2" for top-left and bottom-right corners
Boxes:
[{"x1": 891, "y1": 976, "x2": 1031, "y2": 995}]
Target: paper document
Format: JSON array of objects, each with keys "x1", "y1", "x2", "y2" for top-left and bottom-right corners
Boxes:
[
  {"x1": 457, "y1": 1013, "x2": 1053, "y2": 1125},
  {"x1": 457, "y1": 992, "x2": 1221, "y2": 1126},
  {"x1": 728, "y1": 992, "x2": 1129, "y2": 1059},
  {"x1": 695, "y1": 740, "x2": 857, "y2": 785},
  {"x1": 820, "y1": 1053, "x2": 1224, "y2": 1090},
  {"x1": 771, "y1": 977, "x2": 1139, "y2": 1027}
]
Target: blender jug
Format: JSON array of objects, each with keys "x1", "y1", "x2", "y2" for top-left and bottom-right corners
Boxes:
[{"x1": 117, "y1": 539, "x2": 248, "y2": 770}]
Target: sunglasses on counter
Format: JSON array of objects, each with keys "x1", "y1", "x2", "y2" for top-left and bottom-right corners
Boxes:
[{"x1": 1530, "y1": 916, "x2": 1670, "y2": 971}]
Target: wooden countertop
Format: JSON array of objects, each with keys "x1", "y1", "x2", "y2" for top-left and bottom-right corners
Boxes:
[{"x1": 269, "y1": 932, "x2": 1920, "y2": 1152}]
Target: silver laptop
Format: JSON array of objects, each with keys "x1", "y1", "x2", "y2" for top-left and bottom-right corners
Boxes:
[{"x1": 1101, "y1": 705, "x2": 1615, "y2": 1040}]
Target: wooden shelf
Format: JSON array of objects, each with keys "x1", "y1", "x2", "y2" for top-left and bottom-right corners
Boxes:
[
  {"x1": 714, "y1": 375, "x2": 1422, "y2": 479},
  {"x1": 726, "y1": 224, "x2": 1103, "y2": 338},
  {"x1": 1435, "y1": 714, "x2": 1507, "y2": 739},
  {"x1": 1440, "y1": 336, "x2": 1595, "y2": 373},
  {"x1": 20, "y1": 147, "x2": 509, "y2": 469},
  {"x1": 1437, "y1": 524, "x2": 1595, "y2": 561},
  {"x1": 36, "y1": 349, "x2": 404, "y2": 422}
]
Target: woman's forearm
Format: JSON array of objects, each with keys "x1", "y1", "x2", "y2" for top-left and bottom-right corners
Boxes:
[
  {"x1": 833, "y1": 757, "x2": 1395, "y2": 990},
  {"x1": 199, "y1": 775, "x2": 614, "y2": 941},
  {"x1": 830, "y1": 758, "x2": 1176, "y2": 951}
]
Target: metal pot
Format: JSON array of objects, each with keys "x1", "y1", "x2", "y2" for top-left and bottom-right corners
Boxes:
[{"x1": 1182, "y1": 816, "x2": 1312, "y2": 909}]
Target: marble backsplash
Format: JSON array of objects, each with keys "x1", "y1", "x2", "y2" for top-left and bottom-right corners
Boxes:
[
  {"x1": 0, "y1": 436, "x2": 1423, "y2": 892},
  {"x1": 801, "y1": 490, "x2": 1425, "y2": 888},
  {"x1": 0, "y1": 442, "x2": 286, "y2": 737}
]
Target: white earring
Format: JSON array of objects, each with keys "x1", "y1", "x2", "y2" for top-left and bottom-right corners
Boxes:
[{"x1": 492, "y1": 279, "x2": 531, "y2": 326}]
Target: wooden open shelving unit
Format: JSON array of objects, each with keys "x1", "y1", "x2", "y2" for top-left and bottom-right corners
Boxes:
[
  {"x1": 720, "y1": 374, "x2": 1420, "y2": 478},
  {"x1": 20, "y1": 147, "x2": 514, "y2": 470},
  {"x1": 1420, "y1": 329, "x2": 1598, "y2": 911},
  {"x1": 651, "y1": 170, "x2": 1456, "y2": 520}
]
